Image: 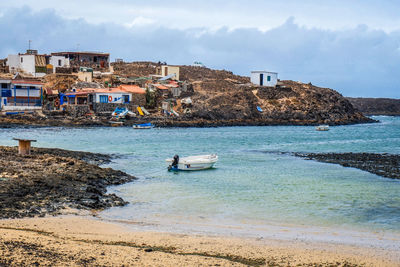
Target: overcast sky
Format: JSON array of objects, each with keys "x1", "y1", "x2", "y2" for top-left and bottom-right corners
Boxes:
[{"x1": 1, "y1": 1, "x2": 399, "y2": 97}]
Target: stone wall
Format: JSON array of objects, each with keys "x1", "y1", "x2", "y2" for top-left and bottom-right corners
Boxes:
[
  {"x1": 65, "y1": 105, "x2": 90, "y2": 117},
  {"x1": 93, "y1": 103, "x2": 139, "y2": 113},
  {"x1": 131, "y1": 94, "x2": 146, "y2": 106}
]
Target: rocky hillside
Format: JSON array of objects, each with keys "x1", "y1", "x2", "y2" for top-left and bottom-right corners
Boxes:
[
  {"x1": 347, "y1": 97, "x2": 400, "y2": 116},
  {"x1": 184, "y1": 79, "x2": 371, "y2": 125},
  {"x1": 110, "y1": 62, "x2": 372, "y2": 125}
]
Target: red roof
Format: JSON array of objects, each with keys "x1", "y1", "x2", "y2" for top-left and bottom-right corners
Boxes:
[
  {"x1": 12, "y1": 80, "x2": 43, "y2": 85},
  {"x1": 155, "y1": 84, "x2": 169, "y2": 90},
  {"x1": 118, "y1": 85, "x2": 146, "y2": 94},
  {"x1": 65, "y1": 91, "x2": 89, "y2": 96}
]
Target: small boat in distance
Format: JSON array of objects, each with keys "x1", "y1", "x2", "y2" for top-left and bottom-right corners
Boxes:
[
  {"x1": 166, "y1": 154, "x2": 218, "y2": 171},
  {"x1": 316, "y1": 125, "x2": 330, "y2": 131},
  {"x1": 133, "y1": 123, "x2": 154, "y2": 129}
]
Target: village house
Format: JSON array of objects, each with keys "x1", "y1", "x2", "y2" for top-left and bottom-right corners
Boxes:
[
  {"x1": 7, "y1": 50, "x2": 70, "y2": 77},
  {"x1": 156, "y1": 65, "x2": 180, "y2": 80},
  {"x1": 51, "y1": 51, "x2": 110, "y2": 70},
  {"x1": 61, "y1": 85, "x2": 146, "y2": 111},
  {"x1": 250, "y1": 71, "x2": 278, "y2": 87},
  {"x1": 0, "y1": 77, "x2": 43, "y2": 111}
]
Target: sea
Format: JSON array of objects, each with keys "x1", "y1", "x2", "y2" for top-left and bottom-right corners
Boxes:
[{"x1": 1, "y1": 116, "x2": 400, "y2": 248}]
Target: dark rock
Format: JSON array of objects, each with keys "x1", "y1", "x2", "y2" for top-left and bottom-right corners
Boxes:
[
  {"x1": 293, "y1": 152, "x2": 400, "y2": 179},
  {"x1": 0, "y1": 146, "x2": 136, "y2": 219}
]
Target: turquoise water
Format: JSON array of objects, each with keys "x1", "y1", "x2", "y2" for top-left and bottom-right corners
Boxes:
[{"x1": 1, "y1": 116, "x2": 400, "y2": 239}]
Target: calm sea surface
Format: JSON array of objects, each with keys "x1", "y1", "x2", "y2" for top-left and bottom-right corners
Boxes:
[{"x1": 1, "y1": 116, "x2": 400, "y2": 242}]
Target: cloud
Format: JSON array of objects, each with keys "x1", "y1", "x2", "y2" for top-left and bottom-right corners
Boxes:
[
  {"x1": 124, "y1": 17, "x2": 155, "y2": 28},
  {"x1": 0, "y1": 7, "x2": 399, "y2": 98}
]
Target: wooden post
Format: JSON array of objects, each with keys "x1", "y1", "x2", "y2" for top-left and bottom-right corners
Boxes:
[{"x1": 13, "y1": 138, "x2": 37, "y2": 155}]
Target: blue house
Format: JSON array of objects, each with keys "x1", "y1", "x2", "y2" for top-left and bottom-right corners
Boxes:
[{"x1": 1, "y1": 77, "x2": 43, "y2": 111}]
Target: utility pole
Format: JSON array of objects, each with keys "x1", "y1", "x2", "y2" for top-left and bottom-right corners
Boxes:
[
  {"x1": 28, "y1": 40, "x2": 32, "y2": 50},
  {"x1": 77, "y1": 43, "x2": 80, "y2": 52}
]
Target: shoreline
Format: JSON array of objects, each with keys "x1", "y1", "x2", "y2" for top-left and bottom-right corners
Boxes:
[
  {"x1": 98, "y1": 212, "x2": 400, "y2": 250},
  {"x1": 0, "y1": 113, "x2": 378, "y2": 128},
  {"x1": 1, "y1": 146, "x2": 400, "y2": 265},
  {"x1": 0, "y1": 215, "x2": 399, "y2": 266}
]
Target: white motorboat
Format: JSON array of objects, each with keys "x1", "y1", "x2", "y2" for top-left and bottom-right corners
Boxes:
[
  {"x1": 166, "y1": 154, "x2": 218, "y2": 171},
  {"x1": 316, "y1": 125, "x2": 330, "y2": 131}
]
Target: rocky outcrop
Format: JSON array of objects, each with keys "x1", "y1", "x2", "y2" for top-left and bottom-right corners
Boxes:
[
  {"x1": 187, "y1": 80, "x2": 373, "y2": 125},
  {"x1": 347, "y1": 97, "x2": 400, "y2": 116},
  {"x1": 0, "y1": 147, "x2": 136, "y2": 219},
  {"x1": 293, "y1": 152, "x2": 400, "y2": 179}
]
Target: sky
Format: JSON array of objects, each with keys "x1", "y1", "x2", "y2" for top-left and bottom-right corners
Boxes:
[{"x1": 0, "y1": 0, "x2": 399, "y2": 98}]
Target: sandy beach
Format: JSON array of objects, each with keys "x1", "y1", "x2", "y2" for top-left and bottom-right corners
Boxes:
[{"x1": 0, "y1": 215, "x2": 399, "y2": 266}]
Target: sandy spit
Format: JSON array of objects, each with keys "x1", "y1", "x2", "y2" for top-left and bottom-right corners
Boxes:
[{"x1": 0, "y1": 215, "x2": 399, "y2": 266}]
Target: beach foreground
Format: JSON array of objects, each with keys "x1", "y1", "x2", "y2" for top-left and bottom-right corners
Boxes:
[{"x1": 0, "y1": 216, "x2": 398, "y2": 266}]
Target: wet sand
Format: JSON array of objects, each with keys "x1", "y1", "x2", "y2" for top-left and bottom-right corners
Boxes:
[{"x1": 0, "y1": 215, "x2": 399, "y2": 266}]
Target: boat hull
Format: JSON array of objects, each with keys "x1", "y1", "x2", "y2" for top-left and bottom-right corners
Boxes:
[
  {"x1": 169, "y1": 162, "x2": 216, "y2": 171},
  {"x1": 166, "y1": 154, "x2": 218, "y2": 171},
  {"x1": 133, "y1": 123, "x2": 153, "y2": 129},
  {"x1": 316, "y1": 125, "x2": 330, "y2": 131},
  {"x1": 133, "y1": 126, "x2": 152, "y2": 129}
]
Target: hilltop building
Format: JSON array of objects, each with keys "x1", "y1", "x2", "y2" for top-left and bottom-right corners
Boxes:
[
  {"x1": 7, "y1": 50, "x2": 70, "y2": 77},
  {"x1": 156, "y1": 65, "x2": 180, "y2": 80},
  {"x1": 251, "y1": 71, "x2": 278, "y2": 87},
  {"x1": 51, "y1": 51, "x2": 110, "y2": 70}
]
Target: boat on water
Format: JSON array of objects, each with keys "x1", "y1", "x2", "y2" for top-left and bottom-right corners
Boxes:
[
  {"x1": 133, "y1": 123, "x2": 154, "y2": 129},
  {"x1": 316, "y1": 125, "x2": 330, "y2": 131},
  {"x1": 166, "y1": 154, "x2": 218, "y2": 171}
]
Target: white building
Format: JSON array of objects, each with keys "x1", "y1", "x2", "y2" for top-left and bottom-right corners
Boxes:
[
  {"x1": 250, "y1": 71, "x2": 278, "y2": 87},
  {"x1": 49, "y1": 56, "x2": 69, "y2": 69},
  {"x1": 7, "y1": 51, "x2": 70, "y2": 77},
  {"x1": 158, "y1": 65, "x2": 180, "y2": 80}
]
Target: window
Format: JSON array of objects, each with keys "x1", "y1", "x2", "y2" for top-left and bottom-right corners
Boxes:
[
  {"x1": 1, "y1": 83, "x2": 8, "y2": 89},
  {"x1": 99, "y1": 95, "x2": 108, "y2": 103},
  {"x1": 58, "y1": 59, "x2": 62, "y2": 66},
  {"x1": 21, "y1": 57, "x2": 23, "y2": 63},
  {"x1": 123, "y1": 95, "x2": 129, "y2": 104},
  {"x1": 267, "y1": 76, "x2": 271, "y2": 82},
  {"x1": 1, "y1": 89, "x2": 11, "y2": 97}
]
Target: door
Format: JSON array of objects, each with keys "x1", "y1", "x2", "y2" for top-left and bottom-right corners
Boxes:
[
  {"x1": 259, "y1": 74, "x2": 264, "y2": 86},
  {"x1": 123, "y1": 95, "x2": 129, "y2": 104}
]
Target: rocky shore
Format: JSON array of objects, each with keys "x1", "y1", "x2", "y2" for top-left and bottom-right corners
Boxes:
[
  {"x1": 293, "y1": 152, "x2": 400, "y2": 179},
  {"x1": 0, "y1": 112, "x2": 375, "y2": 129},
  {"x1": 0, "y1": 146, "x2": 136, "y2": 219}
]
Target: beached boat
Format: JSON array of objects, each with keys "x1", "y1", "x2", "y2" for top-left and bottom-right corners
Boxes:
[
  {"x1": 316, "y1": 125, "x2": 330, "y2": 131},
  {"x1": 166, "y1": 154, "x2": 218, "y2": 171},
  {"x1": 109, "y1": 121, "x2": 124, "y2": 127},
  {"x1": 111, "y1": 107, "x2": 129, "y2": 118},
  {"x1": 133, "y1": 123, "x2": 153, "y2": 129}
]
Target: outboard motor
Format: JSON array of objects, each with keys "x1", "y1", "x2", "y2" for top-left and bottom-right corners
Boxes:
[
  {"x1": 172, "y1": 155, "x2": 179, "y2": 167},
  {"x1": 168, "y1": 155, "x2": 179, "y2": 171}
]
